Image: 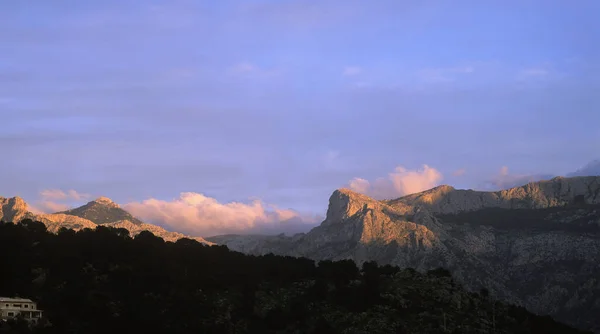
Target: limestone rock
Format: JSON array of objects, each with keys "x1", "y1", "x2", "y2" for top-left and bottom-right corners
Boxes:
[
  {"x1": 58, "y1": 197, "x2": 145, "y2": 225},
  {"x1": 209, "y1": 176, "x2": 600, "y2": 332},
  {"x1": 0, "y1": 196, "x2": 29, "y2": 223},
  {"x1": 387, "y1": 176, "x2": 600, "y2": 214}
]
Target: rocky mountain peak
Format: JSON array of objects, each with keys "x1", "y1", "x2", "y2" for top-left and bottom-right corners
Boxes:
[
  {"x1": 323, "y1": 188, "x2": 382, "y2": 225},
  {"x1": 0, "y1": 196, "x2": 29, "y2": 223},
  {"x1": 92, "y1": 196, "x2": 119, "y2": 208}
]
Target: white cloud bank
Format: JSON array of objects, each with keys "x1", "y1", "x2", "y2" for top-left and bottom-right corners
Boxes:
[
  {"x1": 348, "y1": 164, "x2": 444, "y2": 200},
  {"x1": 123, "y1": 192, "x2": 322, "y2": 237}
]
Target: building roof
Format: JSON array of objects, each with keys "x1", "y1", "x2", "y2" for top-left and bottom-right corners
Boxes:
[{"x1": 0, "y1": 297, "x2": 34, "y2": 303}]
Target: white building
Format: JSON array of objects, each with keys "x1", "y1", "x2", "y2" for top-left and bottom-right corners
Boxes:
[{"x1": 0, "y1": 297, "x2": 43, "y2": 323}]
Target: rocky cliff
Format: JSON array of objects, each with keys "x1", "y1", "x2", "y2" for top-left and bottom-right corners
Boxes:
[
  {"x1": 387, "y1": 176, "x2": 600, "y2": 214},
  {"x1": 0, "y1": 196, "x2": 29, "y2": 223},
  {"x1": 0, "y1": 196, "x2": 213, "y2": 245},
  {"x1": 207, "y1": 176, "x2": 600, "y2": 332}
]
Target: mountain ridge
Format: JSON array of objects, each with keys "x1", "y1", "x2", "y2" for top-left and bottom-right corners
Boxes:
[
  {"x1": 207, "y1": 175, "x2": 600, "y2": 332},
  {"x1": 3, "y1": 176, "x2": 600, "y2": 330},
  {"x1": 385, "y1": 175, "x2": 600, "y2": 214},
  {"x1": 0, "y1": 195, "x2": 213, "y2": 245}
]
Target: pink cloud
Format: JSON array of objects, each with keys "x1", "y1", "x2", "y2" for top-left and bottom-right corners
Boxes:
[
  {"x1": 30, "y1": 189, "x2": 92, "y2": 213},
  {"x1": 39, "y1": 189, "x2": 91, "y2": 201},
  {"x1": 28, "y1": 201, "x2": 70, "y2": 215},
  {"x1": 348, "y1": 164, "x2": 444, "y2": 200},
  {"x1": 485, "y1": 166, "x2": 554, "y2": 190},
  {"x1": 452, "y1": 168, "x2": 467, "y2": 177},
  {"x1": 123, "y1": 192, "x2": 321, "y2": 237}
]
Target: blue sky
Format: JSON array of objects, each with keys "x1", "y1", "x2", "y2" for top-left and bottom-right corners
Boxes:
[{"x1": 1, "y1": 1, "x2": 599, "y2": 236}]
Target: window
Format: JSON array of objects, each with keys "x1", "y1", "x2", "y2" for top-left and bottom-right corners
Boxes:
[
  {"x1": 24, "y1": 305, "x2": 29, "y2": 308},
  {"x1": 7, "y1": 312, "x2": 14, "y2": 317}
]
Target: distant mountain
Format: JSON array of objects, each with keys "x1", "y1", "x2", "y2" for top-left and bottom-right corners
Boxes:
[
  {"x1": 0, "y1": 195, "x2": 213, "y2": 245},
  {"x1": 207, "y1": 176, "x2": 600, "y2": 333},
  {"x1": 568, "y1": 160, "x2": 600, "y2": 177},
  {"x1": 58, "y1": 197, "x2": 145, "y2": 225}
]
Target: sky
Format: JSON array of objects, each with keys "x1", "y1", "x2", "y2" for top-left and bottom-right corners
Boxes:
[{"x1": 1, "y1": 0, "x2": 599, "y2": 237}]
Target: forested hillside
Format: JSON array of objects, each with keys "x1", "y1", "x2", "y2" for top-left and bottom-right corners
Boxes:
[{"x1": 0, "y1": 220, "x2": 589, "y2": 334}]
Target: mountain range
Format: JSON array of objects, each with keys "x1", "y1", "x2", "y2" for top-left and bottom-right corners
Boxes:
[
  {"x1": 0, "y1": 196, "x2": 213, "y2": 245},
  {"x1": 207, "y1": 176, "x2": 600, "y2": 333},
  {"x1": 2, "y1": 175, "x2": 600, "y2": 332}
]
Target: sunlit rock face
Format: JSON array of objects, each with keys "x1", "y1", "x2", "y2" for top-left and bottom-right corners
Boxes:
[
  {"x1": 0, "y1": 196, "x2": 29, "y2": 223},
  {"x1": 207, "y1": 176, "x2": 600, "y2": 333}
]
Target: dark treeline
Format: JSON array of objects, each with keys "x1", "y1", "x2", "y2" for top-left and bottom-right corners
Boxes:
[{"x1": 0, "y1": 220, "x2": 590, "y2": 334}]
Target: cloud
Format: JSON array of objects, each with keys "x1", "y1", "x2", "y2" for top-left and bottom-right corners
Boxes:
[
  {"x1": 343, "y1": 66, "x2": 362, "y2": 76},
  {"x1": 29, "y1": 201, "x2": 71, "y2": 214},
  {"x1": 483, "y1": 166, "x2": 554, "y2": 190},
  {"x1": 351, "y1": 81, "x2": 371, "y2": 88},
  {"x1": 452, "y1": 168, "x2": 467, "y2": 177},
  {"x1": 567, "y1": 160, "x2": 600, "y2": 177},
  {"x1": 228, "y1": 62, "x2": 258, "y2": 74},
  {"x1": 516, "y1": 63, "x2": 555, "y2": 81},
  {"x1": 417, "y1": 66, "x2": 474, "y2": 83},
  {"x1": 520, "y1": 68, "x2": 548, "y2": 77},
  {"x1": 0, "y1": 97, "x2": 13, "y2": 104},
  {"x1": 39, "y1": 189, "x2": 91, "y2": 201},
  {"x1": 123, "y1": 192, "x2": 322, "y2": 237},
  {"x1": 29, "y1": 189, "x2": 92, "y2": 214},
  {"x1": 322, "y1": 150, "x2": 340, "y2": 169},
  {"x1": 226, "y1": 62, "x2": 281, "y2": 78},
  {"x1": 348, "y1": 164, "x2": 444, "y2": 199}
]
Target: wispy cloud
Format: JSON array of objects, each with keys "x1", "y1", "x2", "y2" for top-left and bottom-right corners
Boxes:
[
  {"x1": 417, "y1": 66, "x2": 474, "y2": 83},
  {"x1": 343, "y1": 66, "x2": 362, "y2": 76},
  {"x1": 236, "y1": 1, "x2": 359, "y2": 31},
  {"x1": 348, "y1": 164, "x2": 444, "y2": 200},
  {"x1": 226, "y1": 62, "x2": 281, "y2": 78},
  {"x1": 227, "y1": 62, "x2": 258, "y2": 74},
  {"x1": 520, "y1": 68, "x2": 548, "y2": 77},
  {"x1": 0, "y1": 97, "x2": 13, "y2": 104},
  {"x1": 517, "y1": 68, "x2": 549, "y2": 80},
  {"x1": 322, "y1": 150, "x2": 341, "y2": 169},
  {"x1": 567, "y1": 160, "x2": 600, "y2": 177},
  {"x1": 29, "y1": 189, "x2": 92, "y2": 214},
  {"x1": 39, "y1": 189, "x2": 91, "y2": 201},
  {"x1": 516, "y1": 62, "x2": 555, "y2": 81},
  {"x1": 452, "y1": 168, "x2": 467, "y2": 177},
  {"x1": 482, "y1": 166, "x2": 554, "y2": 190}
]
